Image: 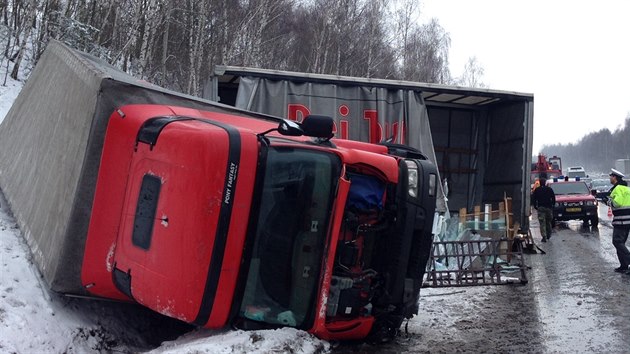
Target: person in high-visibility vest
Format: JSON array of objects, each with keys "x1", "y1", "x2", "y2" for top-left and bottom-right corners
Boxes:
[{"x1": 608, "y1": 168, "x2": 630, "y2": 275}]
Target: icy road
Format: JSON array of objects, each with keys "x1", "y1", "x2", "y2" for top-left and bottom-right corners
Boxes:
[{"x1": 335, "y1": 204, "x2": 630, "y2": 353}]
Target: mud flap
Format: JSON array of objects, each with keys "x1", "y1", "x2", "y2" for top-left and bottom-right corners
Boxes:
[
  {"x1": 402, "y1": 278, "x2": 417, "y2": 315},
  {"x1": 113, "y1": 267, "x2": 132, "y2": 299}
]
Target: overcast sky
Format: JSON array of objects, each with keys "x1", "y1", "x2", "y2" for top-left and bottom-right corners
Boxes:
[{"x1": 419, "y1": 0, "x2": 630, "y2": 153}]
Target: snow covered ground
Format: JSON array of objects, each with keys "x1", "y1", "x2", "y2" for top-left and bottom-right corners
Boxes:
[
  {"x1": 0, "y1": 64, "x2": 330, "y2": 353},
  {"x1": 0, "y1": 76, "x2": 22, "y2": 126}
]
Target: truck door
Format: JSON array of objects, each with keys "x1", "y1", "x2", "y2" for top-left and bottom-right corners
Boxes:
[
  {"x1": 111, "y1": 123, "x2": 232, "y2": 325},
  {"x1": 111, "y1": 158, "x2": 213, "y2": 323}
]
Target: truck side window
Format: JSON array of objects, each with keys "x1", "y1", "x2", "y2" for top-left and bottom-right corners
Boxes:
[{"x1": 132, "y1": 174, "x2": 161, "y2": 250}]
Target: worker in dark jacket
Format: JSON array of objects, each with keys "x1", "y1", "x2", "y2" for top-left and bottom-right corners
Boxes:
[
  {"x1": 608, "y1": 168, "x2": 630, "y2": 274},
  {"x1": 532, "y1": 177, "x2": 556, "y2": 242}
]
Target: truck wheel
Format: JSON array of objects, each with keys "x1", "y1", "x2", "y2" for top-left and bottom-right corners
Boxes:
[
  {"x1": 590, "y1": 216, "x2": 599, "y2": 227},
  {"x1": 367, "y1": 315, "x2": 402, "y2": 343}
]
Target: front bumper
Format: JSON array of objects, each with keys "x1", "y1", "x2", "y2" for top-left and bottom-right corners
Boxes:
[{"x1": 553, "y1": 205, "x2": 598, "y2": 221}]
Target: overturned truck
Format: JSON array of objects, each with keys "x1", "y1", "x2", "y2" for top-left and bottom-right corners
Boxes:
[{"x1": 0, "y1": 41, "x2": 438, "y2": 341}]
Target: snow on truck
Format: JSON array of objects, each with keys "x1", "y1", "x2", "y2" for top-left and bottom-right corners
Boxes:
[{"x1": 0, "y1": 41, "x2": 438, "y2": 341}]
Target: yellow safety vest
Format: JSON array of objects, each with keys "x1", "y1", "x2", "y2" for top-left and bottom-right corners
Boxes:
[{"x1": 610, "y1": 184, "x2": 630, "y2": 208}]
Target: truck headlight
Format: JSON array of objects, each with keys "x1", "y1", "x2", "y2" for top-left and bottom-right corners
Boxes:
[{"x1": 405, "y1": 160, "x2": 418, "y2": 198}]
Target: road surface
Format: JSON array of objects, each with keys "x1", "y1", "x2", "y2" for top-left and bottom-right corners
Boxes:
[{"x1": 334, "y1": 204, "x2": 630, "y2": 353}]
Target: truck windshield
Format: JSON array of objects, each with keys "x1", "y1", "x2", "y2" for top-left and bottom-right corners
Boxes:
[
  {"x1": 550, "y1": 182, "x2": 589, "y2": 195},
  {"x1": 238, "y1": 146, "x2": 341, "y2": 329}
]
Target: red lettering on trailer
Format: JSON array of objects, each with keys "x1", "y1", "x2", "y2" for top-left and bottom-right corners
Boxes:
[
  {"x1": 339, "y1": 105, "x2": 349, "y2": 117},
  {"x1": 287, "y1": 103, "x2": 402, "y2": 143},
  {"x1": 340, "y1": 120, "x2": 349, "y2": 140},
  {"x1": 363, "y1": 110, "x2": 383, "y2": 144},
  {"x1": 288, "y1": 104, "x2": 310, "y2": 122}
]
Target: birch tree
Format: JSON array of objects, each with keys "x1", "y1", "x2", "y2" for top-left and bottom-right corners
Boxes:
[
  {"x1": 10, "y1": 0, "x2": 36, "y2": 79},
  {"x1": 459, "y1": 56, "x2": 486, "y2": 88},
  {"x1": 185, "y1": 0, "x2": 206, "y2": 94},
  {"x1": 402, "y1": 18, "x2": 451, "y2": 83},
  {"x1": 392, "y1": 0, "x2": 416, "y2": 77}
]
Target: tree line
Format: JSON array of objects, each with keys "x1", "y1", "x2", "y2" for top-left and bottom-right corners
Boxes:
[
  {"x1": 1, "y1": 0, "x2": 484, "y2": 96},
  {"x1": 540, "y1": 116, "x2": 630, "y2": 174}
]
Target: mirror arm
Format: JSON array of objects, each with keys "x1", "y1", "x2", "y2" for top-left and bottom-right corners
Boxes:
[{"x1": 258, "y1": 128, "x2": 278, "y2": 137}]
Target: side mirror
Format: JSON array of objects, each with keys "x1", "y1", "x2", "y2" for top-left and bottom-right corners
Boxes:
[
  {"x1": 268, "y1": 116, "x2": 334, "y2": 140},
  {"x1": 301, "y1": 115, "x2": 334, "y2": 139},
  {"x1": 277, "y1": 119, "x2": 304, "y2": 136}
]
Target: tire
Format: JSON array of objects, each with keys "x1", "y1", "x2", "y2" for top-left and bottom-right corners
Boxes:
[{"x1": 590, "y1": 216, "x2": 599, "y2": 227}]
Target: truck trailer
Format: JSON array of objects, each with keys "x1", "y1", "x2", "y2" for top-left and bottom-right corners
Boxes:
[
  {"x1": 0, "y1": 41, "x2": 437, "y2": 341},
  {"x1": 204, "y1": 66, "x2": 535, "y2": 231}
]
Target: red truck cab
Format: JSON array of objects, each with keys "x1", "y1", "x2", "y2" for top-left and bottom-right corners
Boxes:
[{"x1": 81, "y1": 104, "x2": 437, "y2": 341}]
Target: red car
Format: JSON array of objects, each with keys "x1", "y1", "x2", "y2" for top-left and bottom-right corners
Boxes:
[{"x1": 547, "y1": 179, "x2": 598, "y2": 226}]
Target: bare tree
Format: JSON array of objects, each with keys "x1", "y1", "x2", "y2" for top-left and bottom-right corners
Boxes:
[
  {"x1": 11, "y1": 0, "x2": 36, "y2": 80},
  {"x1": 185, "y1": 0, "x2": 206, "y2": 94},
  {"x1": 1, "y1": 0, "x2": 9, "y2": 26},
  {"x1": 157, "y1": 0, "x2": 171, "y2": 86},
  {"x1": 2, "y1": 0, "x2": 458, "y2": 94},
  {"x1": 459, "y1": 56, "x2": 486, "y2": 88},
  {"x1": 309, "y1": 1, "x2": 333, "y2": 73},
  {"x1": 401, "y1": 18, "x2": 451, "y2": 83},
  {"x1": 138, "y1": 0, "x2": 162, "y2": 79},
  {"x1": 33, "y1": 0, "x2": 63, "y2": 61},
  {"x1": 392, "y1": 0, "x2": 416, "y2": 77}
]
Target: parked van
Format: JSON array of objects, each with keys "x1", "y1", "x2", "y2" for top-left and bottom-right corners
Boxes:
[
  {"x1": 566, "y1": 166, "x2": 592, "y2": 188},
  {"x1": 566, "y1": 166, "x2": 586, "y2": 178}
]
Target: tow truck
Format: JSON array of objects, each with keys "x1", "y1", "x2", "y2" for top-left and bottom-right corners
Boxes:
[{"x1": 531, "y1": 154, "x2": 562, "y2": 191}]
